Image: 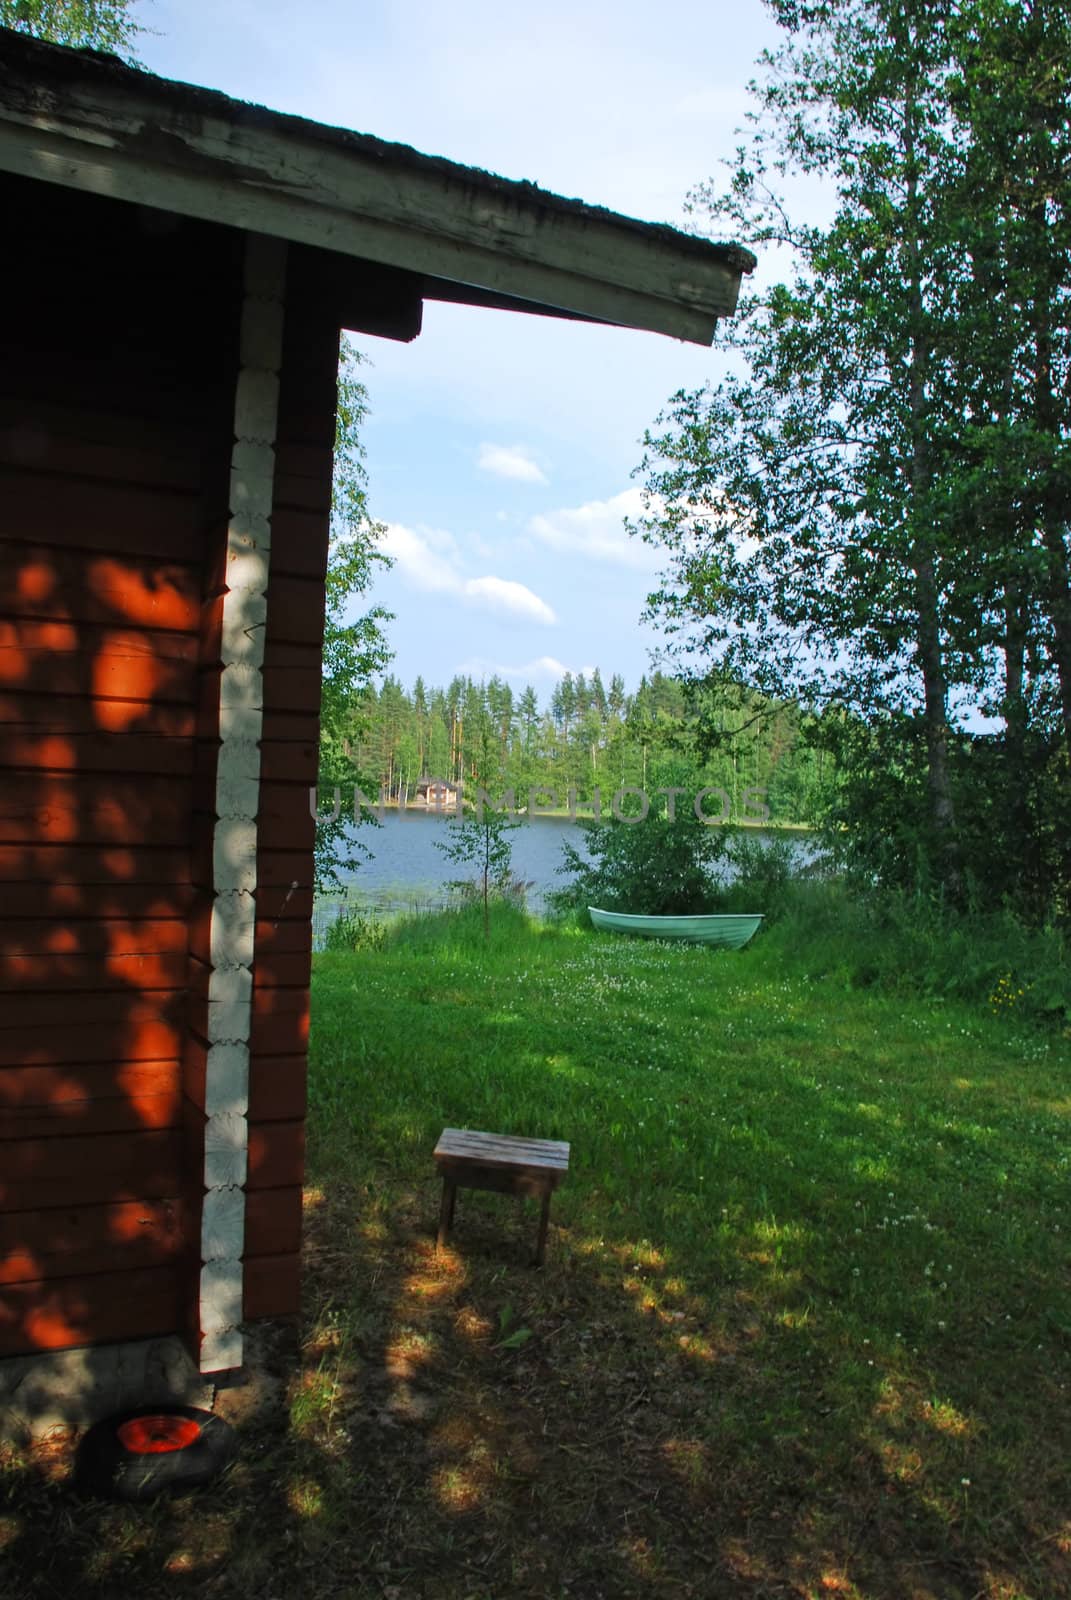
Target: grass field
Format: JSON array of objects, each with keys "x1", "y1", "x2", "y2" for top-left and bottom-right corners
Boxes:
[{"x1": 3, "y1": 904, "x2": 1069, "y2": 1598}]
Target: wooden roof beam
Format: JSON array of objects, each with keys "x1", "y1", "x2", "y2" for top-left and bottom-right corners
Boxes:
[{"x1": 0, "y1": 34, "x2": 754, "y2": 346}]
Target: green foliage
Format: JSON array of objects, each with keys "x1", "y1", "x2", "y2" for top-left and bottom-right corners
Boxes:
[
  {"x1": 0, "y1": 0, "x2": 142, "y2": 55},
  {"x1": 719, "y1": 830, "x2": 803, "y2": 920},
  {"x1": 344, "y1": 667, "x2": 832, "y2": 828},
  {"x1": 633, "y1": 0, "x2": 1071, "y2": 917},
  {"x1": 761, "y1": 879, "x2": 1071, "y2": 1028},
  {"x1": 315, "y1": 337, "x2": 394, "y2": 890},
  {"x1": 434, "y1": 806, "x2": 520, "y2": 937},
  {"x1": 549, "y1": 803, "x2": 731, "y2": 919},
  {"x1": 322, "y1": 908, "x2": 386, "y2": 954},
  {"x1": 493, "y1": 1305, "x2": 533, "y2": 1351},
  {"x1": 549, "y1": 789, "x2": 808, "y2": 925},
  {"x1": 380, "y1": 899, "x2": 534, "y2": 958},
  {"x1": 812, "y1": 711, "x2": 1071, "y2": 923}
]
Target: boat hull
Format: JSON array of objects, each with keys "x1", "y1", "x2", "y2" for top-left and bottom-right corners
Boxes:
[{"x1": 588, "y1": 907, "x2": 763, "y2": 949}]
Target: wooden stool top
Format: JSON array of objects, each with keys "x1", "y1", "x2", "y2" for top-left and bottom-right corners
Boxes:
[{"x1": 434, "y1": 1128, "x2": 570, "y2": 1187}]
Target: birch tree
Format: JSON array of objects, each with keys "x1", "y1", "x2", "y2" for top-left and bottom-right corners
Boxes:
[{"x1": 634, "y1": 0, "x2": 1069, "y2": 904}]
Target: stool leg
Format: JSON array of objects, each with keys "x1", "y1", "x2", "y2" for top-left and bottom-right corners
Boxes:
[
  {"x1": 437, "y1": 1178, "x2": 456, "y2": 1249},
  {"x1": 534, "y1": 1190, "x2": 551, "y2": 1266}
]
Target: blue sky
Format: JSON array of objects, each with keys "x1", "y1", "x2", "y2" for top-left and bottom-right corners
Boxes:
[{"x1": 142, "y1": 0, "x2": 785, "y2": 698}]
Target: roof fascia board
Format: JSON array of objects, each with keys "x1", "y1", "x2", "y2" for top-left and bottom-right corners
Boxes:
[
  {"x1": 420, "y1": 275, "x2": 602, "y2": 325},
  {"x1": 0, "y1": 70, "x2": 743, "y2": 344}
]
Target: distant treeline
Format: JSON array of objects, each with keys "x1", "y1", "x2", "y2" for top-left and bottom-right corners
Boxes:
[{"x1": 335, "y1": 669, "x2": 836, "y2": 825}]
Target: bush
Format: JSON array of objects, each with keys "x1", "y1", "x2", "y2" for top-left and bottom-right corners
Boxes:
[
  {"x1": 382, "y1": 900, "x2": 537, "y2": 956},
  {"x1": 547, "y1": 810, "x2": 731, "y2": 917},
  {"x1": 763, "y1": 881, "x2": 1071, "y2": 1027},
  {"x1": 719, "y1": 830, "x2": 809, "y2": 920},
  {"x1": 323, "y1": 908, "x2": 386, "y2": 953},
  {"x1": 449, "y1": 874, "x2": 534, "y2": 911}
]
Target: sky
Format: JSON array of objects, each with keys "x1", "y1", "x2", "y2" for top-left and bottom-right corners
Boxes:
[{"x1": 142, "y1": 0, "x2": 787, "y2": 700}]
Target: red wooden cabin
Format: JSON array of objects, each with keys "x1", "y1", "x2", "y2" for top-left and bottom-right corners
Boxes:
[{"x1": 0, "y1": 30, "x2": 752, "y2": 1431}]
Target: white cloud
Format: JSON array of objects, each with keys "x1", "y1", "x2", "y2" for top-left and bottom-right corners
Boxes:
[
  {"x1": 377, "y1": 521, "x2": 460, "y2": 591},
  {"x1": 454, "y1": 655, "x2": 578, "y2": 682},
  {"x1": 477, "y1": 442, "x2": 548, "y2": 484},
  {"x1": 528, "y1": 487, "x2": 661, "y2": 569},
  {"x1": 378, "y1": 521, "x2": 556, "y2": 624},
  {"x1": 530, "y1": 487, "x2": 760, "y2": 571},
  {"x1": 464, "y1": 576, "x2": 555, "y2": 624},
  {"x1": 465, "y1": 530, "x2": 500, "y2": 559}
]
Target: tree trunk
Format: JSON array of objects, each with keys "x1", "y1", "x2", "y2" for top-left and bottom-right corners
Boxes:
[
  {"x1": 1001, "y1": 581, "x2": 1035, "y2": 892},
  {"x1": 1032, "y1": 319, "x2": 1071, "y2": 754},
  {"x1": 913, "y1": 545, "x2": 959, "y2": 886},
  {"x1": 902, "y1": 60, "x2": 960, "y2": 895}
]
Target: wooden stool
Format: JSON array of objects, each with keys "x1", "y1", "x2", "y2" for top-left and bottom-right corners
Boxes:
[{"x1": 434, "y1": 1128, "x2": 570, "y2": 1265}]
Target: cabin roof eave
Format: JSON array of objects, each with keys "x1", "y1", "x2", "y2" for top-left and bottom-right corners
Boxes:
[{"x1": 0, "y1": 31, "x2": 755, "y2": 345}]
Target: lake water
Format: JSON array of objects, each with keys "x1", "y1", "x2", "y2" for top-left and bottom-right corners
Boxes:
[
  {"x1": 313, "y1": 809, "x2": 811, "y2": 945},
  {"x1": 313, "y1": 811, "x2": 584, "y2": 941}
]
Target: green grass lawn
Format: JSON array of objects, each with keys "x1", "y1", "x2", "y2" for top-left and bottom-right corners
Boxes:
[
  {"x1": 300, "y1": 907, "x2": 1071, "y2": 1600},
  {"x1": 3, "y1": 905, "x2": 1069, "y2": 1598}
]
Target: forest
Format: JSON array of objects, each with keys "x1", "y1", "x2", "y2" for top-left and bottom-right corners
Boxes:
[{"x1": 336, "y1": 668, "x2": 833, "y2": 824}]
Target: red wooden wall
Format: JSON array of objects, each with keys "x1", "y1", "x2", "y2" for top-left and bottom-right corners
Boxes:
[
  {"x1": 245, "y1": 247, "x2": 340, "y2": 1318},
  {"x1": 0, "y1": 174, "x2": 246, "y2": 1356},
  {"x1": 0, "y1": 160, "x2": 420, "y2": 1365},
  {"x1": 0, "y1": 171, "x2": 343, "y2": 1361}
]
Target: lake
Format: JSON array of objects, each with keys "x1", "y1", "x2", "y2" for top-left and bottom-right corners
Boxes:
[{"x1": 312, "y1": 809, "x2": 812, "y2": 945}]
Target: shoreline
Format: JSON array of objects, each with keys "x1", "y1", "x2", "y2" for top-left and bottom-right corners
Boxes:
[{"x1": 363, "y1": 800, "x2": 815, "y2": 832}]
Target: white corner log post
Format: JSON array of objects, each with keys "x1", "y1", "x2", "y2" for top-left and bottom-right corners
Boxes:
[{"x1": 199, "y1": 233, "x2": 288, "y2": 1374}]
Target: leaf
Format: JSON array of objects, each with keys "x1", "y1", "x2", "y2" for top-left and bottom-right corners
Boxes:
[{"x1": 496, "y1": 1327, "x2": 533, "y2": 1351}]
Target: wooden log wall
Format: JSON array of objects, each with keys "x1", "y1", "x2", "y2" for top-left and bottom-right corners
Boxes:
[
  {"x1": 247, "y1": 245, "x2": 341, "y2": 1320},
  {"x1": 0, "y1": 173, "x2": 246, "y2": 1358},
  {"x1": 0, "y1": 166, "x2": 411, "y2": 1365}
]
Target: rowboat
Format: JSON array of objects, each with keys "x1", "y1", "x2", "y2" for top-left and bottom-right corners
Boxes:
[{"x1": 588, "y1": 906, "x2": 763, "y2": 949}]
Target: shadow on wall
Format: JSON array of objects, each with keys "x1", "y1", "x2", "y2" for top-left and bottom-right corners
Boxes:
[{"x1": 0, "y1": 176, "x2": 242, "y2": 1397}]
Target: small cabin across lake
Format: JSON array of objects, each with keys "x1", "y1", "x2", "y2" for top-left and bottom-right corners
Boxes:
[{"x1": 411, "y1": 779, "x2": 463, "y2": 811}]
